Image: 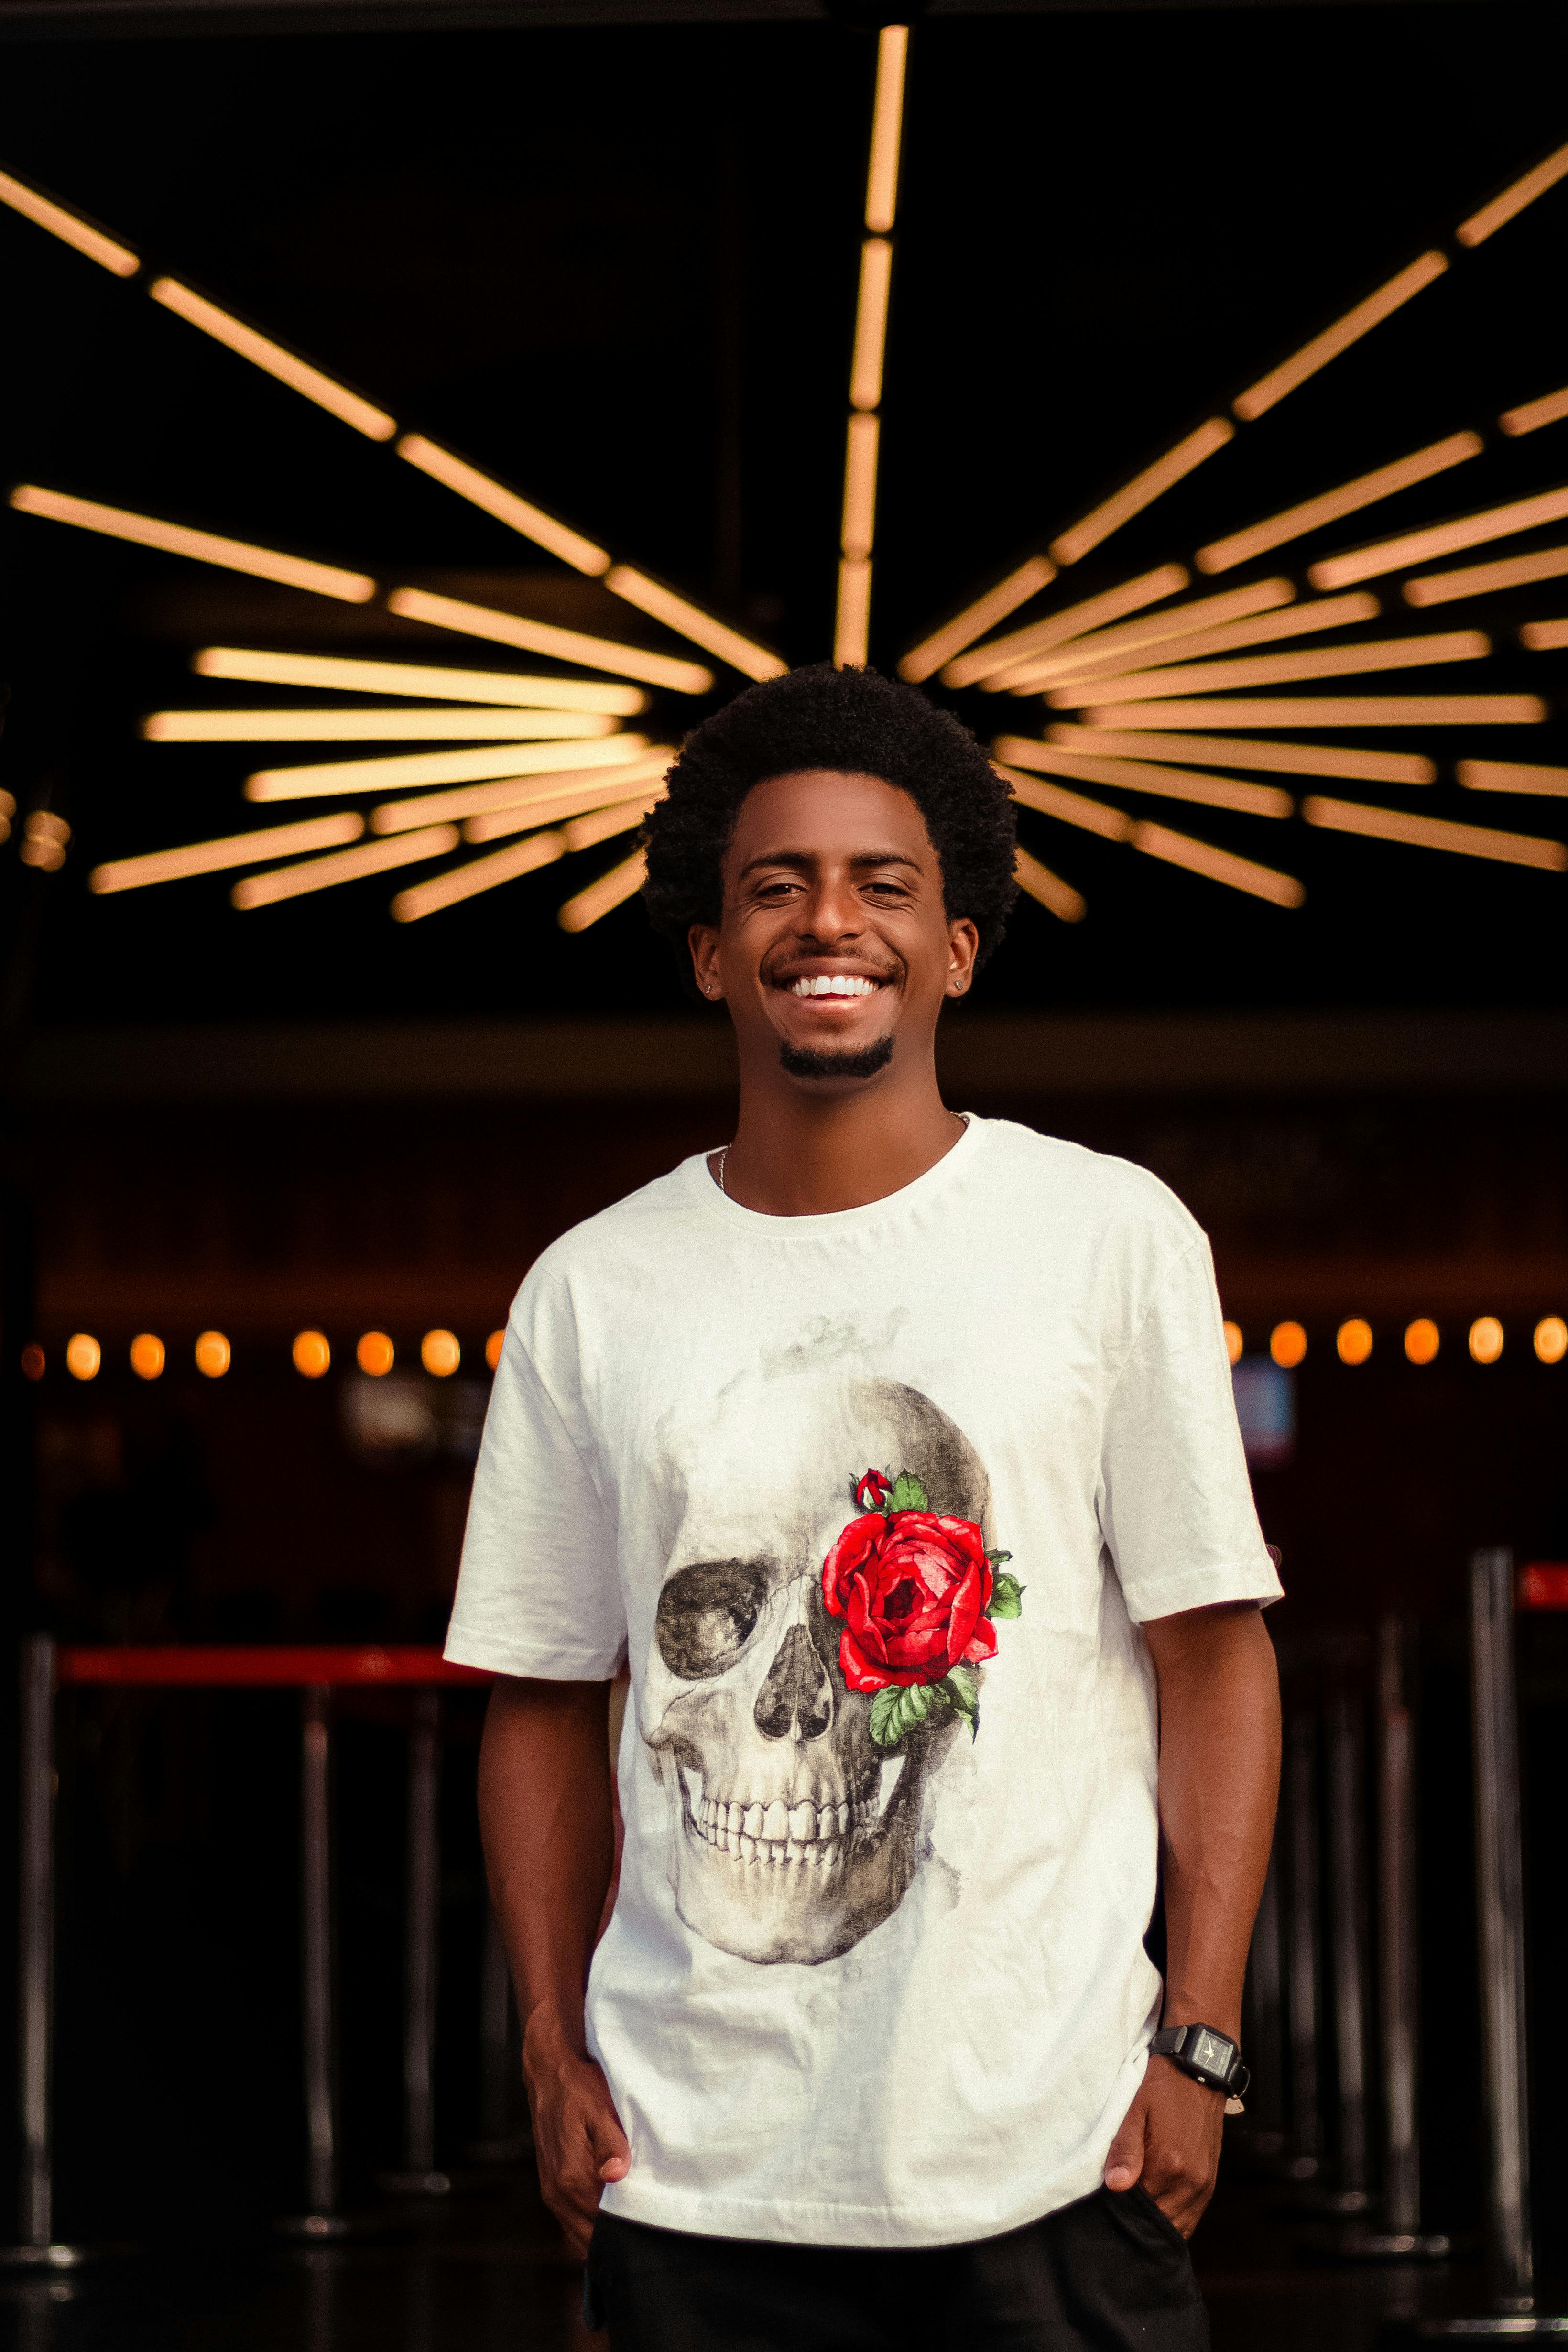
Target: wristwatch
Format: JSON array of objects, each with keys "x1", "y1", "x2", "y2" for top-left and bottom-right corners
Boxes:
[{"x1": 1150, "y1": 2024, "x2": 1250, "y2": 2113}]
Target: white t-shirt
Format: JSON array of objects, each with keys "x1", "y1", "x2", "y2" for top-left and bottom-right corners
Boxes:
[{"x1": 446, "y1": 1114, "x2": 1281, "y2": 2249}]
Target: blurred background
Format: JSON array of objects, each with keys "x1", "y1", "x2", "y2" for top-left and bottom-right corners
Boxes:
[{"x1": 1, "y1": 0, "x2": 1566, "y2": 2343}]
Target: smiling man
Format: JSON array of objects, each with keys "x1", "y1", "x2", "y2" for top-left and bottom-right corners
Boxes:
[{"x1": 447, "y1": 665, "x2": 1282, "y2": 2352}]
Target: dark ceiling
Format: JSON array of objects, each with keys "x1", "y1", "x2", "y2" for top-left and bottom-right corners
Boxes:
[{"x1": 1, "y1": 0, "x2": 1567, "y2": 1026}]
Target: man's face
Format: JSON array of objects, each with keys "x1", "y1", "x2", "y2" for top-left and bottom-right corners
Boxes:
[{"x1": 688, "y1": 769, "x2": 979, "y2": 1082}]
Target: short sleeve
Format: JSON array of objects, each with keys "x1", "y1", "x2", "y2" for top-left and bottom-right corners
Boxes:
[
  {"x1": 444, "y1": 1288, "x2": 627, "y2": 1680},
  {"x1": 1098, "y1": 1236, "x2": 1283, "y2": 1624}
]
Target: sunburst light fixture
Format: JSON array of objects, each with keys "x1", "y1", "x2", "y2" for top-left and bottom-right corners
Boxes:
[{"x1": 2, "y1": 49, "x2": 1568, "y2": 934}]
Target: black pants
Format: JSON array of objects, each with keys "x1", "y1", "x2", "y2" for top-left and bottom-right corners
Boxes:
[{"x1": 585, "y1": 2188, "x2": 1209, "y2": 2352}]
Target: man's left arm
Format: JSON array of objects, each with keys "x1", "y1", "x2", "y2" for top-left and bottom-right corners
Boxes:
[{"x1": 1104, "y1": 1600, "x2": 1282, "y2": 2236}]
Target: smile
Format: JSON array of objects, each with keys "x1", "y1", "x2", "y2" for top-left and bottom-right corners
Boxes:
[
  {"x1": 678, "y1": 1760, "x2": 905, "y2": 1868},
  {"x1": 786, "y1": 975, "x2": 882, "y2": 999}
]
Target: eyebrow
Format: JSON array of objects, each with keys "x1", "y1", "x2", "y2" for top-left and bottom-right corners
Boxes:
[{"x1": 737, "y1": 849, "x2": 923, "y2": 879}]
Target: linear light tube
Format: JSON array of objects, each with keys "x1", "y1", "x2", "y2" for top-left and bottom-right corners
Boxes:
[
  {"x1": 396, "y1": 435, "x2": 609, "y2": 574},
  {"x1": 864, "y1": 24, "x2": 909, "y2": 233},
  {"x1": 1403, "y1": 544, "x2": 1568, "y2": 608},
  {"x1": 850, "y1": 240, "x2": 894, "y2": 412},
  {"x1": 943, "y1": 564, "x2": 1189, "y2": 689},
  {"x1": 391, "y1": 829, "x2": 566, "y2": 924},
  {"x1": 233, "y1": 823, "x2": 459, "y2": 907},
  {"x1": 993, "y1": 738, "x2": 1292, "y2": 818},
  {"x1": 464, "y1": 776, "x2": 667, "y2": 846},
  {"x1": 563, "y1": 791, "x2": 664, "y2": 852},
  {"x1": 373, "y1": 750, "x2": 675, "y2": 835},
  {"x1": 150, "y1": 279, "x2": 395, "y2": 441},
  {"x1": 1500, "y1": 385, "x2": 1568, "y2": 439},
  {"x1": 1232, "y1": 254, "x2": 1448, "y2": 423},
  {"x1": 1302, "y1": 794, "x2": 1567, "y2": 870},
  {"x1": 1457, "y1": 759, "x2": 1568, "y2": 798},
  {"x1": 897, "y1": 559, "x2": 1057, "y2": 682},
  {"x1": 1131, "y1": 820, "x2": 1304, "y2": 907},
  {"x1": 559, "y1": 847, "x2": 647, "y2": 933},
  {"x1": 1457, "y1": 138, "x2": 1568, "y2": 248},
  {"x1": 603, "y1": 566, "x2": 786, "y2": 681},
  {"x1": 385, "y1": 587, "x2": 713, "y2": 694},
  {"x1": 835, "y1": 556, "x2": 872, "y2": 670},
  {"x1": 1048, "y1": 628, "x2": 1490, "y2": 708},
  {"x1": 1522, "y1": 619, "x2": 1568, "y2": 650},
  {"x1": 193, "y1": 646, "x2": 645, "y2": 713},
  {"x1": 1079, "y1": 696, "x2": 1544, "y2": 729},
  {"x1": 88, "y1": 812, "x2": 364, "y2": 894},
  {"x1": 246, "y1": 734, "x2": 648, "y2": 802},
  {"x1": 0, "y1": 167, "x2": 139, "y2": 276},
  {"x1": 841, "y1": 414, "x2": 881, "y2": 560},
  {"x1": 145, "y1": 707, "x2": 619, "y2": 743},
  {"x1": 1309, "y1": 485, "x2": 1568, "y2": 591},
  {"x1": 1049, "y1": 421, "x2": 1233, "y2": 568},
  {"x1": 9, "y1": 485, "x2": 376, "y2": 604},
  {"x1": 1195, "y1": 433, "x2": 1482, "y2": 575},
  {"x1": 991, "y1": 763, "x2": 1131, "y2": 843},
  {"x1": 1027, "y1": 590, "x2": 1374, "y2": 692},
  {"x1": 1013, "y1": 847, "x2": 1085, "y2": 924},
  {"x1": 1045, "y1": 725, "x2": 1434, "y2": 786}
]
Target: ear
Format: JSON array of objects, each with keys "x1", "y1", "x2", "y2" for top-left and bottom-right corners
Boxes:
[
  {"x1": 944, "y1": 917, "x2": 980, "y2": 998},
  {"x1": 689, "y1": 923, "x2": 723, "y2": 1001}
]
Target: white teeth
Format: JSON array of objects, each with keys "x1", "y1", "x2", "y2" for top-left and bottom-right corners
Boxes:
[
  {"x1": 742, "y1": 1803, "x2": 763, "y2": 1839},
  {"x1": 817, "y1": 1804, "x2": 835, "y2": 1839},
  {"x1": 790, "y1": 974, "x2": 877, "y2": 998},
  {"x1": 837, "y1": 1801, "x2": 851, "y2": 1836},
  {"x1": 739, "y1": 1834, "x2": 757, "y2": 1864},
  {"x1": 762, "y1": 1799, "x2": 789, "y2": 1841},
  {"x1": 700, "y1": 1797, "x2": 862, "y2": 1863},
  {"x1": 788, "y1": 1801, "x2": 816, "y2": 1840},
  {"x1": 727, "y1": 1802, "x2": 743, "y2": 1835}
]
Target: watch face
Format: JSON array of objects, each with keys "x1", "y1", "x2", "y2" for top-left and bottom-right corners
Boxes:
[{"x1": 1189, "y1": 2029, "x2": 1231, "y2": 2076}]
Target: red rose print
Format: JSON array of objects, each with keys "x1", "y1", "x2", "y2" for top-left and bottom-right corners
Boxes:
[
  {"x1": 855, "y1": 1468, "x2": 893, "y2": 1514},
  {"x1": 822, "y1": 1505, "x2": 996, "y2": 1694}
]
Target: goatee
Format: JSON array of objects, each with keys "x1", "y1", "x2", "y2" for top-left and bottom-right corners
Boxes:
[{"x1": 779, "y1": 1034, "x2": 895, "y2": 1081}]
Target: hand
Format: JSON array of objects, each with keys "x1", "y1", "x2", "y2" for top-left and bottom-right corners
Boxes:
[
  {"x1": 524, "y1": 2042, "x2": 630, "y2": 2259},
  {"x1": 1103, "y1": 2054, "x2": 1225, "y2": 2239}
]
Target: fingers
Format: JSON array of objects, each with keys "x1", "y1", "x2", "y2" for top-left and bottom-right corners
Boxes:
[
  {"x1": 1102, "y1": 2085, "x2": 1148, "y2": 2193},
  {"x1": 534, "y1": 2058, "x2": 632, "y2": 2252},
  {"x1": 587, "y1": 2097, "x2": 631, "y2": 2184}
]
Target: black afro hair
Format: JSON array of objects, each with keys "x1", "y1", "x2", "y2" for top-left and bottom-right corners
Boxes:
[{"x1": 641, "y1": 664, "x2": 1019, "y2": 983}]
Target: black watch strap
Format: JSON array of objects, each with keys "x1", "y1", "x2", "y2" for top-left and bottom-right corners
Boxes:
[{"x1": 1150, "y1": 2024, "x2": 1251, "y2": 2101}]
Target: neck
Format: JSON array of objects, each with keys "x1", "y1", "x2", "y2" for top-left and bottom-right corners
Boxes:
[{"x1": 717, "y1": 1028, "x2": 963, "y2": 1215}]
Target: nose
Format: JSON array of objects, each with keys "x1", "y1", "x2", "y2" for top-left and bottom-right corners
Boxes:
[{"x1": 754, "y1": 1624, "x2": 833, "y2": 1742}]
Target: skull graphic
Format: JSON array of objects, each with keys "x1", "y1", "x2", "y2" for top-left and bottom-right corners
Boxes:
[{"x1": 641, "y1": 1368, "x2": 991, "y2": 1965}]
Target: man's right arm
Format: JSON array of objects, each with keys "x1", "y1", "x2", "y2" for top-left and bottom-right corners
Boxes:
[{"x1": 477, "y1": 1675, "x2": 630, "y2": 2255}]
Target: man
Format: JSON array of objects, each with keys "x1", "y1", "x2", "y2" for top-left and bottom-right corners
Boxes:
[{"x1": 448, "y1": 665, "x2": 1282, "y2": 2351}]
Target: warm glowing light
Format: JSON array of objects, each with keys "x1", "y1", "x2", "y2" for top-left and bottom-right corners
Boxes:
[
  {"x1": 195, "y1": 1331, "x2": 231, "y2": 1379},
  {"x1": 358, "y1": 1332, "x2": 394, "y2": 1377},
  {"x1": 1310, "y1": 486, "x2": 1568, "y2": 591},
  {"x1": 1232, "y1": 253, "x2": 1448, "y2": 422},
  {"x1": 1469, "y1": 1316, "x2": 1504, "y2": 1365},
  {"x1": 395, "y1": 435, "x2": 609, "y2": 573},
  {"x1": 864, "y1": 24, "x2": 909, "y2": 232},
  {"x1": 841, "y1": 414, "x2": 880, "y2": 560},
  {"x1": 150, "y1": 279, "x2": 396, "y2": 440},
  {"x1": 9, "y1": 485, "x2": 376, "y2": 602},
  {"x1": 391, "y1": 830, "x2": 566, "y2": 923},
  {"x1": 1534, "y1": 1316, "x2": 1568, "y2": 1365},
  {"x1": 559, "y1": 849, "x2": 647, "y2": 933},
  {"x1": 385, "y1": 588, "x2": 713, "y2": 694},
  {"x1": 1196, "y1": 434, "x2": 1483, "y2": 576},
  {"x1": 485, "y1": 1330, "x2": 505, "y2": 1372},
  {"x1": 1457, "y1": 139, "x2": 1568, "y2": 247},
  {"x1": 1270, "y1": 1321, "x2": 1307, "y2": 1369},
  {"x1": 1301, "y1": 795, "x2": 1567, "y2": 870},
  {"x1": 129, "y1": 1333, "x2": 165, "y2": 1381},
  {"x1": 66, "y1": 1334, "x2": 101, "y2": 1382},
  {"x1": 90, "y1": 813, "x2": 364, "y2": 895},
  {"x1": 1223, "y1": 1321, "x2": 1243, "y2": 1366},
  {"x1": 898, "y1": 559, "x2": 1057, "y2": 683},
  {"x1": 835, "y1": 556, "x2": 872, "y2": 670},
  {"x1": 994, "y1": 737, "x2": 1291, "y2": 819},
  {"x1": 20, "y1": 812, "x2": 70, "y2": 871},
  {"x1": 604, "y1": 566, "x2": 785, "y2": 682},
  {"x1": 1013, "y1": 846, "x2": 1086, "y2": 923},
  {"x1": 1500, "y1": 384, "x2": 1568, "y2": 438},
  {"x1": 1405, "y1": 1318, "x2": 1440, "y2": 1366},
  {"x1": 943, "y1": 565, "x2": 1189, "y2": 689},
  {"x1": 1522, "y1": 620, "x2": 1568, "y2": 651},
  {"x1": 1458, "y1": 759, "x2": 1568, "y2": 798},
  {"x1": 849, "y1": 239, "x2": 893, "y2": 411},
  {"x1": 421, "y1": 1329, "x2": 461, "y2": 1377},
  {"x1": 20, "y1": 1345, "x2": 44, "y2": 1382},
  {"x1": 293, "y1": 1330, "x2": 331, "y2": 1378},
  {"x1": 144, "y1": 707, "x2": 619, "y2": 742},
  {"x1": 1131, "y1": 821, "x2": 1304, "y2": 908},
  {"x1": 1047, "y1": 629, "x2": 1489, "y2": 708},
  {"x1": 1046, "y1": 725, "x2": 1434, "y2": 787},
  {"x1": 0, "y1": 166, "x2": 139, "y2": 274},
  {"x1": 245, "y1": 736, "x2": 645, "y2": 803},
  {"x1": 374, "y1": 751, "x2": 674, "y2": 838},
  {"x1": 1050, "y1": 421, "x2": 1233, "y2": 568},
  {"x1": 1028, "y1": 589, "x2": 1370, "y2": 692},
  {"x1": 1404, "y1": 545, "x2": 1568, "y2": 608},
  {"x1": 1081, "y1": 696, "x2": 1545, "y2": 729},
  {"x1": 1336, "y1": 1318, "x2": 1373, "y2": 1366},
  {"x1": 992, "y1": 764, "x2": 1131, "y2": 842},
  {"x1": 193, "y1": 647, "x2": 646, "y2": 714},
  {"x1": 232, "y1": 825, "x2": 460, "y2": 908},
  {"x1": 560, "y1": 791, "x2": 664, "y2": 853}
]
